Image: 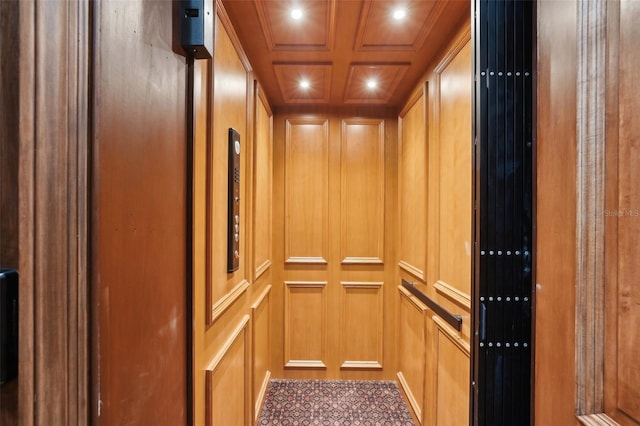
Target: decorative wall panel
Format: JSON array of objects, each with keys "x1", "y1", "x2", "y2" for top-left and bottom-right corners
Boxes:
[
  {"x1": 205, "y1": 316, "x2": 250, "y2": 425},
  {"x1": 284, "y1": 282, "x2": 327, "y2": 368},
  {"x1": 284, "y1": 119, "x2": 329, "y2": 264},
  {"x1": 435, "y1": 37, "x2": 472, "y2": 301},
  {"x1": 251, "y1": 286, "x2": 272, "y2": 420},
  {"x1": 397, "y1": 286, "x2": 426, "y2": 421},
  {"x1": 340, "y1": 282, "x2": 384, "y2": 369},
  {"x1": 340, "y1": 119, "x2": 385, "y2": 264},
  {"x1": 253, "y1": 86, "x2": 273, "y2": 279},
  {"x1": 398, "y1": 88, "x2": 427, "y2": 280}
]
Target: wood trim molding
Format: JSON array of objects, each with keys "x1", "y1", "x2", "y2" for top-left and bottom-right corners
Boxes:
[
  {"x1": 284, "y1": 281, "x2": 328, "y2": 369},
  {"x1": 18, "y1": 0, "x2": 90, "y2": 423},
  {"x1": 210, "y1": 279, "x2": 250, "y2": 324},
  {"x1": 399, "y1": 261, "x2": 424, "y2": 281},
  {"x1": 575, "y1": 0, "x2": 607, "y2": 416},
  {"x1": 251, "y1": 285, "x2": 271, "y2": 421},
  {"x1": 577, "y1": 413, "x2": 621, "y2": 426},
  {"x1": 433, "y1": 280, "x2": 471, "y2": 309},
  {"x1": 397, "y1": 371, "x2": 422, "y2": 422},
  {"x1": 432, "y1": 315, "x2": 470, "y2": 356}
]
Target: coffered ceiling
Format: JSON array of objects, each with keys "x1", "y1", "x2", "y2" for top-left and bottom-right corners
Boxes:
[{"x1": 222, "y1": 0, "x2": 469, "y2": 109}]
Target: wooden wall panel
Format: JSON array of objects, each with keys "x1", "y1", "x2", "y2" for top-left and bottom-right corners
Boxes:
[
  {"x1": 339, "y1": 282, "x2": 384, "y2": 369},
  {"x1": 208, "y1": 11, "x2": 251, "y2": 323},
  {"x1": 435, "y1": 38, "x2": 472, "y2": 302},
  {"x1": 603, "y1": 1, "x2": 640, "y2": 423},
  {"x1": 284, "y1": 119, "x2": 329, "y2": 264},
  {"x1": 397, "y1": 286, "x2": 427, "y2": 423},
  {"x1": 205, "y1": 316, "x2": 250, "y2": 426},
  {"x1": 193, "y1": 3, "x2": 273, "y2": 425},
  {"x1": 253, "y1": 86, "x2": 273, "y2": 279},
  {"x1": 284, "y1": 281, "x2": 327, "y2": 368},
  {"x1": 94, "y1": 0, "x2": 187, "y2": 423},
  {"x1": 432, "y1": 317, "x2": 470, "y2": 426},
  {"x1": 272, "y1": 111, "x2": 397, "y2": 381},
  {"x1": 398, "y1": 88, "x2": 427, "y2": 280},
  {"x1": 340, "y1": 119, "x2": 385, "y2": 264},
  {"x1": 251, "y1": 286, "x2": 272, "y2": 420},
  {"x1": 535, "y1": 1, "x2": 578, "y2": 424}
]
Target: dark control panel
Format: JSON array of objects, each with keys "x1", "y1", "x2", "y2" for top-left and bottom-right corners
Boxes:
[
  {"x1": 227, "y1": 128, "x2": 240, "y2": 273},
  {"x1": 0, "y1": 269, "x2": 18, "y2": 385}
]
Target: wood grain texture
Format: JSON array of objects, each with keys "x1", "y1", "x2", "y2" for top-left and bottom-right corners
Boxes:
[
  {"x1": 192, "y1": 4, "x2": 275, "y2": 424},
  {"x1": 205, "y1": 316, "x2": 250, "y2": 426},
  {"x1": 604, "y1": 1, "x2": 640, "y2": 423},
  {"x1": 207, "y1": 10, "x2": 251, "y2": 323},
  {"x1": 340, "y1": 119, "x2": 385, "y2": 264},
  {"x1": 284, "y1": 118, "x2": 329, "y2": 264},
  {"x1": 434, "y1": 37, "x2": 472, "y2": 300},
  {"x1": 284, "y1": 281, "x2": 328, "y2": 368},
  {"x1": 13, "y1": 0, "x2": 91, "y2": 423},
  {"x1": 432, "y1": 316, "x2": 470, "y2": 426},
  {"x1": 339, "y1": 282, "x2": 384, "y2": 369},
  {"x1": 272, "y1": 112, "x2": 398, "y2": 381},
  {"x1": 93, "y1": 0, "x2": 187, "y2": 423},
  {"x1": 535, "y1": 0, "x2": 579, "y2": 424},
  {"x1": 251, "y1": 286, "x2": 272, "y2": 421},
  {"x1": 397, "y1": 286, "x2": 427, "y2": 423},
  {"x1": 253, "y1": 85, "x2": 273, "y2": 280},
  {"x1": 398, "y1": 86, "x2": 427, "y2": 281}
]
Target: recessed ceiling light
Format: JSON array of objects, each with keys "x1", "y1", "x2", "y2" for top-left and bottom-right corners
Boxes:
[
  {"x1": 392, "y1": 7, "x2": 407, "y2": 20},
  {"x1": 299, "y1": 79, "x2": 310, "y2": 89},
  {"x1": 291, "y1": 8, "x2": 303, "y2": 20},
  {"x1": 366, "y1": 79, "x2": 378, "y2": 89}
]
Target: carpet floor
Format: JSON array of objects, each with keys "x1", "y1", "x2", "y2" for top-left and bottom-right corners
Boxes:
[{"x1": 256, "y1": 379, "x2": 415, "y2": 425}]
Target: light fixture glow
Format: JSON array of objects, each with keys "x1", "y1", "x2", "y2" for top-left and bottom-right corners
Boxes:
[
  {"x1": 291, "y1": 8, "x2": 303, "y2": 20},
  {"x1": 299, "y1": 79, "x2": 310, "y2": 89},
  {"x1": 392, "y1": 7, "x2": 407, "y2": 20},
  {"x1": 366, "y1": 79, "x2": 378, "y2": 89}
]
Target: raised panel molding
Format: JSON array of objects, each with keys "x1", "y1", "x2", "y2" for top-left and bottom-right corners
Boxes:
[
  {"x1": 205, "y1": 315, "x2": 250, "y2": 426},
  {"x1": 339, "y1": 282, "x2": 383, "y2": 369},
  {"x1": 399, "y1": 260, "x2": 425, "y2": 282},
  {"x1": 433, "y1": 280, "x2": 471, "y2": 309},
  {"x1": 251, "y1": 286, "x2": 272, "y2": 421},
  {"x1": 284, "y1": 119, "x2": 329, "y2": 264},
  {"x1": 433, "y1": 315, "x2": 470, "y2": 426},
  {"x1": 434, "y1": 30, "x2": 472, "y2": 301},
  {"x1": 284, "y1": 281, "x2": 328, "y2": 368},
  {"x1": 340, "y1": 119, "x2": 385, "y2": 264},
  {"x1": 398, "y1": 84, "x2": 427, "y2": 278},
  {"x1": 253, "y1": 83, "x2": 273, "y2": 281},
  {"x1": 397, "y1": 286, "x2": 427, "y2": 422},
  {"x1": 210, "y1": 279, "x2": 250, "y2": 324}
]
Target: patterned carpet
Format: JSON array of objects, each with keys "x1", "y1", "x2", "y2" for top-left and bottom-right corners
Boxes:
[{"x1": 256, "y1": 379, "x2": 415, "y2": 425}]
